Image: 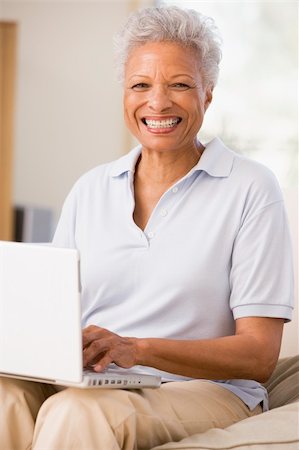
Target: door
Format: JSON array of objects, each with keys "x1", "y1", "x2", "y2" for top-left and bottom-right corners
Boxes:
[{"x1": 0, "y1": 22, "x2": 17, "y2": 240}]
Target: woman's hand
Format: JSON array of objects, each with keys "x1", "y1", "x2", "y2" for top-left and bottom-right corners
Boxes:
[{"x1": 82, "y1": 325, "x2": 138, "y2": 372}]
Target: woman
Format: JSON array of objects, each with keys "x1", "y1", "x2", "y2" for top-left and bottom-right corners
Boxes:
[{"x1": 0, "y1": 6, "x2": 293, "y2": 450}]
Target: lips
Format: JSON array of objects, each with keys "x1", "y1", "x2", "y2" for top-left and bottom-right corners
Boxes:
[{"x1": 142, "y1": 117, "x2": 182, "y2": 130}]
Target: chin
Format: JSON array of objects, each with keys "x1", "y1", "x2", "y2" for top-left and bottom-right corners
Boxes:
[{"x1": 138, "y1": 135, "x2": 182, "y2": 152}]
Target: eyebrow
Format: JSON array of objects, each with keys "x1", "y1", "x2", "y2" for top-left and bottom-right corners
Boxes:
[
  {"x1": 127, "y1": 73, "x2": 196, "y2": 81},
  {"x1": 127, "y1": 74, "x2": 148, "y2": 81},
  {"x1": 170, "y1": 74, "x2": 196, "y2": 79}
]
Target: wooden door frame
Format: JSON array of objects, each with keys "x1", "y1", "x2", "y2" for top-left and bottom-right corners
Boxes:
[{"x1": 0, "y1": 22, "x2": 17, "y2": 240}]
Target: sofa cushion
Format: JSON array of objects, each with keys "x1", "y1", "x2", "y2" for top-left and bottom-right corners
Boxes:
[
  {"x1": 263, "y1": 354, "x2": 299, "y2": 409},
  {"x1": 151, "y1": 402, "x2": 299, "y2": 450},
  {"x1": 151, "y1": 356, "x2": 299, "y2": 450}
]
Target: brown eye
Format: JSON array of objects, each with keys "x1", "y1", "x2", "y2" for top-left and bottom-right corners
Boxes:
[
  {"x1": 171, "y1": 83, "x2": 191, "y2": 90},
  {"x1": 131, "y1": 83, "x2": 150, "y2": 91}
]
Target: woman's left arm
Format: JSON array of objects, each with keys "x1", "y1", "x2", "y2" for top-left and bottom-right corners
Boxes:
[
  {"x1": 83, "y1": 317, "x2": 284, "y2": 383},
  {"x1": 134, "y1": 316, "x2": 284, "y2": 382}
]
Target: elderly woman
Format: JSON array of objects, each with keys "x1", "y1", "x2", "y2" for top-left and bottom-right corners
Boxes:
[{"x1": 0, "y1": 5, "x2": 293, "y2": 450}]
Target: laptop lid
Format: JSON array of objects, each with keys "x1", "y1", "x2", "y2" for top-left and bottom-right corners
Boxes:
[
  {"x1": 0, "y1": 241, "x2": 161, "y2": 389},
  {"x1": 0, "y1": 241, "x2": 82, "y2": 384}
]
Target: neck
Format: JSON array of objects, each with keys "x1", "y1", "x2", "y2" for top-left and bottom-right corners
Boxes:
[{"x1": 135, "y1": 143, "x2": 204, "y2": 186}]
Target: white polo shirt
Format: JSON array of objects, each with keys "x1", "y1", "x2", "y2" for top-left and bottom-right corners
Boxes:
[{"x1": 53, "y1": 137, "x2": 294, "y2": 411}]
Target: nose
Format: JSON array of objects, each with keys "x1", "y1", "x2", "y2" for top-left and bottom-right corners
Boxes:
[{"x1": 148, "y1": 85, "x2": 172, "y2": 112}]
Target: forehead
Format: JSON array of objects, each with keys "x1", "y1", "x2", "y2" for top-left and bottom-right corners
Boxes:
[{"x1": 125, "y1": 41, "x2": 201, "y2": 80}]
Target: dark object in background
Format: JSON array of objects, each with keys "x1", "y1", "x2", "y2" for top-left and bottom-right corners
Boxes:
[{"x1": 14, "y1": 205, "x2": 54, "y2": 243}]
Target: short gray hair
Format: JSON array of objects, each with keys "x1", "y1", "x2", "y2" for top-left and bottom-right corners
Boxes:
[{"x1": 114, "y1": 5, "x2": 222, "y2": 87}]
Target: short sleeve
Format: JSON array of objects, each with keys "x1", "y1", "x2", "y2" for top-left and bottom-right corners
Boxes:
[{"x1": 230, "y1": 200, "x2": 294, "y2": 321}]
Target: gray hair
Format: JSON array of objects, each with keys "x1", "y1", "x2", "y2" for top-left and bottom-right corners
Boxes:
[{"x1": 113, "y1": 5, "x2": 222, "y2": 87}]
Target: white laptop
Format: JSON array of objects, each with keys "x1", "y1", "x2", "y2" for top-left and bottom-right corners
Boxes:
[{"x1": 0, "y1": 241, "x2": 161, "y2": 389}]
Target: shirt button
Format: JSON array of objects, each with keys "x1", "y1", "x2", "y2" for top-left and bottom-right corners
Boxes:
[
  {"x1": 172, "y1": 187, "x2": 178, "y2": 193},
  {"x1": 160, "y1": 208, "x2": 168, "y2": 217},
  {"x1": 147, "y1": 231, "x2": 155, "y2": 239}
]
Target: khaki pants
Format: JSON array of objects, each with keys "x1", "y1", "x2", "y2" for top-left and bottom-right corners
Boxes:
[{"x1": 0, "y1": 376, "x2": 262, "y2": 450}]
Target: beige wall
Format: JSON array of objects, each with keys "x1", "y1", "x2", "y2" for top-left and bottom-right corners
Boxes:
[{"x1": 1, "y1": 0, "x2": 137, "y2": 225}]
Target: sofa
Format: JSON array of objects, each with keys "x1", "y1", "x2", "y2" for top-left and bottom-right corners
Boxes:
[{"x1": 151, "y1": 355, "x2": 299, "y2": 450}]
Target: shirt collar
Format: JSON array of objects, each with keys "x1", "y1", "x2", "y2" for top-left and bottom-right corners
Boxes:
[
  {"x1": 190, "y1": 137, "x2": 235, "y2": 178},
  {"x1": 110, "y1": 145, "x2": 142, "y2": 177},
  {"x1": 110, "y1": 137, "x2": 234, "y2": 178}
]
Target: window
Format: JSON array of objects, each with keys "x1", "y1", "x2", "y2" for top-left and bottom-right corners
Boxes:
[{"x1": 159, "y1": 1, "x2": 297, "y2": 189}]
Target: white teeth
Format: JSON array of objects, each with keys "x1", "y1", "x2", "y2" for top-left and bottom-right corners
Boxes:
[{"x1": 145, "y1": 118, "x2": 180, "y2": 129}]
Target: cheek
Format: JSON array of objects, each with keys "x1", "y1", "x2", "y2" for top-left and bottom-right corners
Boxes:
[
  {"x1": 194, "y1": 96, "x2": 207, "y2": 117},
  {"x1": 187, "y1": 98, "x2": 205, "y2": 121},
  {"x1": 123, "y1": 100, "x2": 140, "y2": 135},
  {"x1": 123, "y1": 98, "x2": 134, "y2": 124},
  {"x1": 124, "y1": 95, "x2": 139, "y2": 119}
]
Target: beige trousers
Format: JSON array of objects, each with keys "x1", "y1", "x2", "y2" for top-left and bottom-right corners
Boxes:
[{"x1": 0, "y1": 376, "x2": 262, "y2": 450}]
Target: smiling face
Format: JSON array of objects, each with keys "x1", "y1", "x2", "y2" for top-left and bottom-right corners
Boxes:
[{"x1": 123, "y1": 41, "x2": 213, "y2": 155}]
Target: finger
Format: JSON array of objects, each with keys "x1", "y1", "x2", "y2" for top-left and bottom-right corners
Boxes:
[
  {"x1": 83, "y1": 338, "x2": 110, "y2": 367},
  {"x1": 93, "y1": 354, "x2": 114, "y2": 372},
  {"x1": 84, "y1": 353, "x2": 105, "y2": 368},
  {"x1": 82, "y1": 326, "x2": 105, "y2": 348}
]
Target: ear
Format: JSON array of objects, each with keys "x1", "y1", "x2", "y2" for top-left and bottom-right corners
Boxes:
[{"x1": 204, "y1": 85, "x2": 213, "y2": 111}]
